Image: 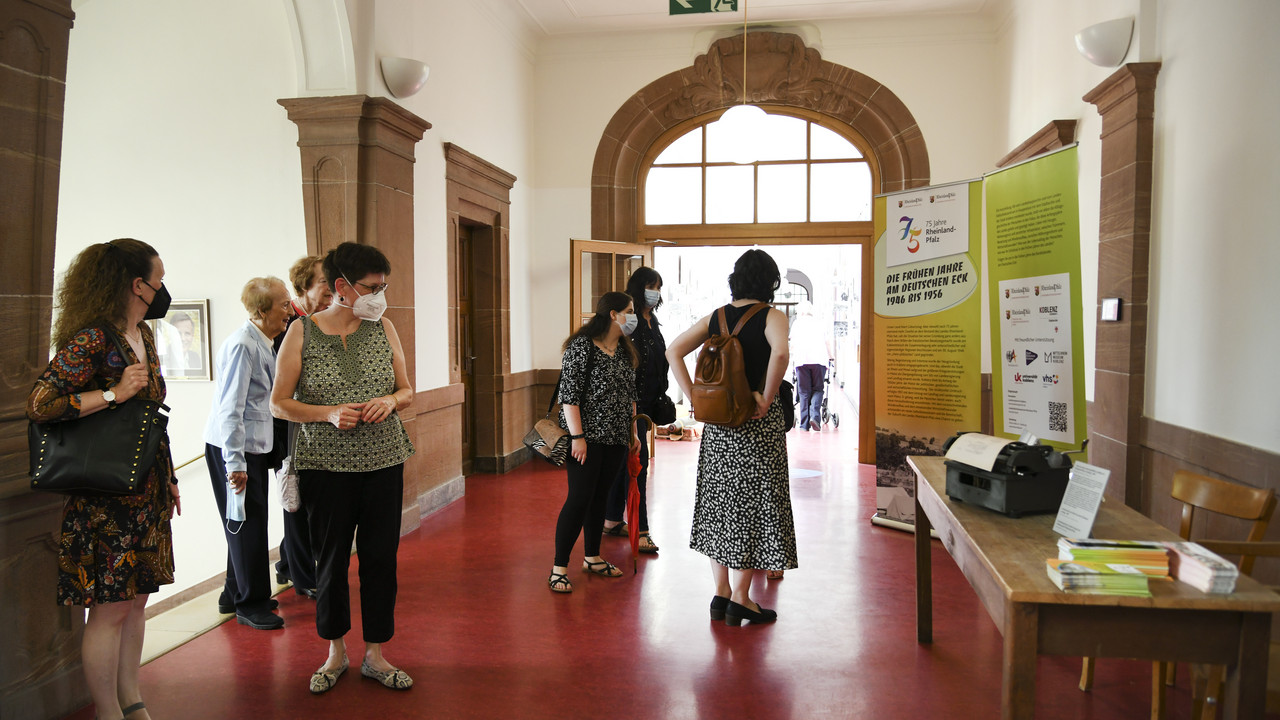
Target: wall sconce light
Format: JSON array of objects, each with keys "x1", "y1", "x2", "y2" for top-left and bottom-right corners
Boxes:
[
  {"x1": 380, "y1": 57, "x2": 430, "y2": 99},
  {"x1": 1074, "y1": 17, "x2": 1134, "y2": 68}
]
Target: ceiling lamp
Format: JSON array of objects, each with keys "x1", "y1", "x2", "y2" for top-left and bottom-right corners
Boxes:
[{"x1": 716, "y1": 0, "x2": 764, "y2": 164}]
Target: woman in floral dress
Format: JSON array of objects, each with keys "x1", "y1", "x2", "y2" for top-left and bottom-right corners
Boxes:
[{"x1": 27, "y1": 238, "x2": 180, "y2": 720}]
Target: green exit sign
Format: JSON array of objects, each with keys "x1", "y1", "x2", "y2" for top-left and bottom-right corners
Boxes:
[{"x1": 669, "y1": 0, "x2": 739, "y2": 15}]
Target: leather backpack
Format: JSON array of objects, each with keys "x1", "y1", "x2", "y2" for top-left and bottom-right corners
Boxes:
[{"x1": 692, "y1": 302, "x2": 769, "y2": 427}]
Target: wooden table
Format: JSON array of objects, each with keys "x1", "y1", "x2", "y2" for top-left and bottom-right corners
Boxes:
[{"x1": 909, "y1": 455, "x2": 1280, "y2": 719}]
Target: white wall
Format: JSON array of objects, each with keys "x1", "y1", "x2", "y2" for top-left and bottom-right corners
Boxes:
[
  {"x1": 995, "y1": 0, "x2": 1143, "y2": 404},
  {"x1": 530, "y1": 17, "x2": 1006, "y2": 369},
  {"x1": 57, "y1": 0, "x2": 307, "y2": 603},
  {"x1": 55, "y1": 0, "x2": 544, "y2": 604},
  {"x1": 349, "y1": 0, "x2": 540, "y2": 383},
  {"x1": 997, "y1": 0, "x2": 1280, "y2": 453},
  {"x1": 1146, "y1": 0, "x2": 1280, "y2": 453}
]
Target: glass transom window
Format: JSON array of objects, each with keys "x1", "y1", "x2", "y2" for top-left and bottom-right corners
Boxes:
[{"x1": 645, "y1": 113, "x2": 872, "y2": 225}]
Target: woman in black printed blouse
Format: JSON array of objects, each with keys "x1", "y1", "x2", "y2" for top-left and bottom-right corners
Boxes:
[{"x1": 549, "y1": 291, "x2": 640, "y2": 593}]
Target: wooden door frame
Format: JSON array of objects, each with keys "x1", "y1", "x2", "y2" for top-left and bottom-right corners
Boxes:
[
  {"x1": 568, "y1": 238, "x2": 655, "y2": 333},
  {"x1": 635, "y1": 234, "x2": 874, "y2": 465},
  {"x1": 445, "y1": 144, "x2": 515, "y2": 474}
]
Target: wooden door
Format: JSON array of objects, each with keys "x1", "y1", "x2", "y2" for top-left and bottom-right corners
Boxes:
[
  {"x1": 458, "y1": 224, "x2": 476, "y2": 475},
  {"x1": 568, "y1": 239, "x2": 654, "y2": 331}
]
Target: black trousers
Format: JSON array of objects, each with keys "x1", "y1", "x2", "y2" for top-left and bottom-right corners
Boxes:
[
  {"x1": 605, "y1": 417, "x2": 649, "y2": 530},
  {"x1": 271, "y1": 419, "x2": 316, "y2": 590},
  {"x1": 205, "y1": 444, "x2": 273, "y2": 614},
  {"x1": 301, "y1": 463, "x2": 404, "y2": 643},
  {"x1": 276, "y1": 505, "x2": 317, "y2": 590},
  {"x1": 796, "y1": 363, "x2": 827, "y2": 427},
  {"x1": 555, "y1": 442, "x2": 628, "y2": 567}
]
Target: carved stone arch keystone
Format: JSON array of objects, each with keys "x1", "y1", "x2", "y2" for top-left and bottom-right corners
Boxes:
[{"x1": 591, "y1": 31, "x2": 930, "y2": 242}]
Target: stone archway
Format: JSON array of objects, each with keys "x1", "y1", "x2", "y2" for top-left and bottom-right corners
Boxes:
[{"x1": 590, "y1": 30, "x2": 931, "y2": 243}]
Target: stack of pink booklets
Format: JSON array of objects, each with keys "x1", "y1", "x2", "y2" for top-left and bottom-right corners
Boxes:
[{"x1": 1163, "y1": 541, "x2": 1239, "y2": 594}]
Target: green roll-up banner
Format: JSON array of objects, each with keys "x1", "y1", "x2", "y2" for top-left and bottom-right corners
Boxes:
[
  {"x1": 984, "y1": 145, "x2": 1087, "y2": 451},
  {"x1": 872, "y1": 180, "x2": 983, "y2": 527}
]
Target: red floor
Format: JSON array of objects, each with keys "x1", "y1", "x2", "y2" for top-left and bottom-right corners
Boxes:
[{"x1": 66, "y1": 423, "x2": 1240, "y2": 719}]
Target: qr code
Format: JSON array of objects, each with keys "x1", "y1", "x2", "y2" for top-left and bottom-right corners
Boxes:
[{"x1": 1048, "y1": 401, "x2": 1067, "y2": 433}]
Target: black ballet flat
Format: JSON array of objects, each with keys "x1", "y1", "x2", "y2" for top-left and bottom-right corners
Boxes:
[
  {"x1": 710, "y1": 595, "x2": 729, "y2": 621},
  {"x1": 724, "y1": 600, "x2": 777, "y2": 626}
]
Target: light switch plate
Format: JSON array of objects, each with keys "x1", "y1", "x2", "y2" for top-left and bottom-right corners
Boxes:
[{"x1": 1101, "y1": 297, "x2": 1121, "y2": 322}]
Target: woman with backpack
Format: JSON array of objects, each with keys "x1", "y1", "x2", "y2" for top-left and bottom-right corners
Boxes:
[
  {"x1": 665, "y1": 249, "x2": 797, "y2": 625},
  {"x1": 548, "y1": 291, "x2": 641, "y2": 593}
]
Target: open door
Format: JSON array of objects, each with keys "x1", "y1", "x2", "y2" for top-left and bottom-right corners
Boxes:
[{"x1": 569, "y1": 239, "x2": 654, "y2": 330}]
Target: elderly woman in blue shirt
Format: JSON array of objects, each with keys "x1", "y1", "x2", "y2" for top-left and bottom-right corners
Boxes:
[{"x1": 204, "y1": 276, "x2": 293, "y2": 630}]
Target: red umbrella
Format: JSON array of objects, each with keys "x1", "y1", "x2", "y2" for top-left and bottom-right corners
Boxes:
[{"x1": 627, "y1": 414, "x2": 650, "y2": 573}]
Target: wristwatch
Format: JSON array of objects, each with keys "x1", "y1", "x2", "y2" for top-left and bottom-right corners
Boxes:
[
  {"x1": 102, "y1": 388, "x2": 118, "y2": 410},
  {"x1": 569, "y1": 433, "x2": 585, "y2": 440}
]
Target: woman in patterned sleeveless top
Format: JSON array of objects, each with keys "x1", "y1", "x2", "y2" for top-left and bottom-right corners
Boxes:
[{"x1": 272, "y1": 243, "x2": 415, "y2": 694}]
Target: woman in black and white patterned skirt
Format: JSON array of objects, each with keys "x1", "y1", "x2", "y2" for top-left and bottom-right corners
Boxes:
[{"x1": 666, "y1": 249, "x2": 797, "y2": 625}]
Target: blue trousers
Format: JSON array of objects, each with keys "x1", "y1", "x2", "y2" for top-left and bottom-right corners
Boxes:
[{"x1": 796, "y1": 364, "x2": 827, "y2": 428}]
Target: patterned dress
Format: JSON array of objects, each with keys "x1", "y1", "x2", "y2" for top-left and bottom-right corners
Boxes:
[
  {"x1": 27, "y1": 325, "x2": 176, "y2": 606},
  {"x1": 689, "y1": 304, "x2": 798, "y2": 572}
]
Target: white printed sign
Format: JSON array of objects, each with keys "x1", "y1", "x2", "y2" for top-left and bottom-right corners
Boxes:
[
  {"x1": 998, "y1": 272, "x2": 1075, "y2": 443},
  {"x1": 885, "y1": 183, "x2": 970, "y2": 268}
]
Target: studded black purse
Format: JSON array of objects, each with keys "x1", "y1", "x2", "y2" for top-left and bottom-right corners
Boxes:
[{"x1": 29, "y1": 328, "x2": 170, "y2": 496}]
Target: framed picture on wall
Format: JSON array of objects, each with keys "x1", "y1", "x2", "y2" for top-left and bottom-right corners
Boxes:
[{"x1": 147, "y1": 299, "x2": 211, "y2": 381}]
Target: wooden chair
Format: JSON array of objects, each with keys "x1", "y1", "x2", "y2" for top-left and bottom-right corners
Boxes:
[
  {"x1": 1077, "y1": 469, "x2": 1276, "y2": 719},
  {"x1": 1185, "y1": 538, "x2": 1280, "y2": 719}
]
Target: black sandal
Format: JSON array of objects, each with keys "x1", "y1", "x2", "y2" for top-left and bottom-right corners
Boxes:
[
  {"x1": 638, "y1": 533, "x2": 659, "y2": 554},
  {"x1": 603, "y1": 522, "x2": 628, "y2": 537},
  {"x1": 122, "y1": 702, "x2": 146, "y2": 719},
  {"x1": 548, "y1": 572, "x2": 573, "y2": 593},
  {"x1": 582, "y1": 559, "x2": 623, "y2": 577}
]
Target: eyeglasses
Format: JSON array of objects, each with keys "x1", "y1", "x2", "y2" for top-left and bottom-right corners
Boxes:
[{"x1": 354, "y1": 280, "x2": 389, "y2": 296}]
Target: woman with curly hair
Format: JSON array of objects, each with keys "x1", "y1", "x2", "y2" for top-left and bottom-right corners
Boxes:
[
  {"x1": 271, "y1": 255, "x2": 332, "y2": 600},
  {"x1": 665, "y1": 248, "x2": 797, "y2": 626},
  {"x1": 27, "y1": 238, "x2": 180, "y2": 720}
]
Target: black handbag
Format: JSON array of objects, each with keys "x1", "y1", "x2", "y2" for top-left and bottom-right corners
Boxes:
[
  {"x1": 648, "y1": 393, "x2": 677, "y2": 426},
  {"x1": 29, "y1": 328, "x2": 170, "y2": 496},
  {"x1": 778, "y1": 380, "x2": 796, "y2": 431}
]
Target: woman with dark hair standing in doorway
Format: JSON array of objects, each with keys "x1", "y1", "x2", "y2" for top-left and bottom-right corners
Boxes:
[
  {"x1": 666, "y1": 248, "x2": 797, "y2": 625},
  {"x1": 602, "y1": 267, "x2": 668, "y2": 554},
  {"x1": 27, "y1": 238, "x2": 180, "y2": 720},
  {"x1": 548, "y1": 291, "x2": 641, "y2": 593}
]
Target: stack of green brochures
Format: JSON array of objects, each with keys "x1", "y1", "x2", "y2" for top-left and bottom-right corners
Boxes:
[
  {"x1": 1045, "y1": 558, "x2": 1167, "y2": 596},
  {"x1": 1047, "y1": 538, "x2": 1173, "y2": 596},
  {"x1": 1057, "y1": 538, "x2": 1170, "y2": 571}
]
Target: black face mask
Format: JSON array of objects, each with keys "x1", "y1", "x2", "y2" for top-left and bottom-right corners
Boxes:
[{"x1": 142, "y1": 281, "x2": 172, "y2": 320}]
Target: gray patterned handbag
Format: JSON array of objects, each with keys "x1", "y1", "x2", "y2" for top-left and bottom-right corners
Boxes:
[{"x1": 523, "y1": 344, "x2": 595, "y2": 466}]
